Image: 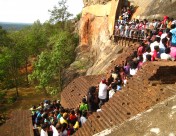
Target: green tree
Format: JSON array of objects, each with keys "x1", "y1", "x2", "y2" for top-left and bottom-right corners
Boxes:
[
  {"x1": 30, "y1": 31, "x2": 78, "y2": 95},
  {"x1": 0, "y1": 46, "x2": 20, "y2": 97},
  {"x1": 27, "y1": 20, "x2": 48, "y2": 55},
  {"x1": 0, "y1": 26, "x2": 10, "y2": 47},
  {"x1": 48, "y1": 0, "x2": 73, "y2": 28}
]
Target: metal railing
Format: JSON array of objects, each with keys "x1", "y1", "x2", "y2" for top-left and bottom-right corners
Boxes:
[{"x1": 113, "y1": 27, "x2": 166, "y2": 46}]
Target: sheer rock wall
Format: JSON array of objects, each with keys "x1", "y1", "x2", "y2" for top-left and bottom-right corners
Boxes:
[
  {"x1": 77, "y1": 0, "x2": 176, "y2": 76},
  {"x1": 77, "y1": 0, "x2": 122, "y2": 75},
  {"x1": 131, "y1": 0, "x2": 176, "y2": 19}
]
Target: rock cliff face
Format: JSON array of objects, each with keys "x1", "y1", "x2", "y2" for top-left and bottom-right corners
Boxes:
[
  {"x1": 83, "y1": 0, "x2": 111, "y2": 6},
  {"x1": 76, "y1": 0, "x2": 123, "y2": 75},
  {"x1": 131, "y1": 0, "x2": 176, "y2": 19},
  {"x1": 77, "y1": 0, "x2": 176, "y2": 75}
]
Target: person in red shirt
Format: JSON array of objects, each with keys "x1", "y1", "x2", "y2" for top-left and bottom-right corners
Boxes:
[
  {"x1": 69, "y1": 110, "x2": 77, "y2": 125},
  {"x1": 152, "y1": 46, "x2": 160, "y2": 61},
  {"x1": 137, "y1": 42, "x2": 145, "y2": 56}
]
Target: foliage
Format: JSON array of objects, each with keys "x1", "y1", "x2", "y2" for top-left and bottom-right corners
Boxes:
[
  {"x1": 30, "y1": 31, "x2": 78, "y2": 94},
  {"x1": 7, "y1": 96, "x2": 16, "y2": 104},
  {"x1": 0, "y1": 92, "x2": 6, "y2": 100},
  {"x1": 0, "y1": 26, "x2": 10, "y2": 46},
  {"x1": 48, "y1": 0, "x2": 73, "y2": 25},
  {"x1": 0, "y1": 1, "x2": 80, "y2": 96},
  {"x1": 0, "y1": 49, "x2": 13, "y2": 89},
  {"x1": 76, "y1": 12, "x2": 82, "y2": 21}
]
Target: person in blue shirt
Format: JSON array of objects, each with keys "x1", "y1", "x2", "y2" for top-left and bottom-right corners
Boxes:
[{"x1": 170, "y1": 24, "x2": 176, "y2": 47}]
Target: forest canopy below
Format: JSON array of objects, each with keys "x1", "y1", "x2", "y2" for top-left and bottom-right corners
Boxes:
[{"x1": 0, "y1": 0, "x2": 80, "y2": 97}]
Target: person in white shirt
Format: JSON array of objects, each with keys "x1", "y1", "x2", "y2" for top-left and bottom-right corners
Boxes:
[
  {"x1": 159, "y1": 37, "x2": 168, "y2": 56},
  {"x1": 124, "y1": 23, "x2": 130, "y2": 37},
  {"x1": 150, "y1": 37, "x2": 160, "y2": 52},
  {"x1": 41, "y1": 124, "x2": 48, "y2": 136},
  {"x1": 98, "y1": 79, "x2": 108, "y2": 108},
  {"x1": 129, "y1": 61, "x2": 138, "y2": 76},
  {"x1": 109, "y1": 83, "x2": 116, "y2": 99},
  {"x1": 50, "y1": 125, "x2": 59, "y2": 136},
  {"x1": 160, "y1": 48, "x2": 172, "y2": 60},
  {"x1": 143, "y1": 46, "x2": 152, "y2": 63},
  {"x1": 172, "y1": 20, "x2": 176, "y2": 25},
  {"x1": 80, "y1": 111, "x2": 87, "y2": 126},
  {"x1": 160, "y1": 28, "x2": 170, "y2": 43}
]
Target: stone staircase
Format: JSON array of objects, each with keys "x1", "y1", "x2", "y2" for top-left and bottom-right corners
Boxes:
[
  {"x1": 74, "y1": 62, "x2": 176, "y2": 136},
  {"x1": 60, "y1": 38, "x2": 176, "y2": 136},
  {"x1": 61, "y1": 44, "x2": 138, "y2": 109},
  {"x1": 0, "y1": 110, "x2": 33, "y2": 136}
]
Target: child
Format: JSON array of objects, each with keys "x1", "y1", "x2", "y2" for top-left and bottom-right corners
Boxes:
[
  {"x1": 152, "y1": 46, "x2": 160, "y2": 61},
  {"x1": 79, "y1": 98, "x2": 88, "y2": 113}
]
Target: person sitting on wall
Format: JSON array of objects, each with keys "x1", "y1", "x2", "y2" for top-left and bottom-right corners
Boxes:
[
  {"x1": 151, "y1": 46, "x2": 160, "y2": 61},
  {"x1": 160, "y1": 47, "x2": 172, "y2": 60}
]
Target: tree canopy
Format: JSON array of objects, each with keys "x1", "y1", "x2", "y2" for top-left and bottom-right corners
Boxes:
[
  {"x1": 48, "y1": 0, "x2": 73, "y2": 25},
  {"x1": 0, "y1": 0, "x2": 79, "y2": 95}
]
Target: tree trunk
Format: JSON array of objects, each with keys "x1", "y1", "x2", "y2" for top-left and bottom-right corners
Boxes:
[
  {"x1": 25, "y1": 58, "x2": 29, "y2": 86},
  {"x1": 14, "y1": 58, "x2": 19, "y2": 98},
  {"x1": 43, "y1": 87, "x2": 48, "y2": 97},
  {"x1": 58, "y1": 68, "x2": 62, "y2": 92},
  {"x1": 15, "y1": 77, "x2": 19, "y2": 97}
]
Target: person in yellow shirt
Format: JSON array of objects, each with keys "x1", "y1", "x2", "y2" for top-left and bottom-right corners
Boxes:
[{"x1": 59, "y1": 113, "x2": 68, "y2": 124}]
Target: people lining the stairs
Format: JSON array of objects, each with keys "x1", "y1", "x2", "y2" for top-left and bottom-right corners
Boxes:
[
  {"x1": 160, "y1": 48, "x2": 172, "y2": 60},
  {"x1": 115, "y1": 12, "x2": 176, "y2": 60},
  {"x1": 150, "y1": 37, "x2": 160, "y2": 52},
  {"x1": 109, "y1": 83, "x2": 116, "y2": 99},
  {"x1": 31, "y1": 99, "x2": 91, "y2": 136},
  {"x1": 80, "y1": 111, "x2": 87, "y2": 126},
  {"x1": 151, "y1": 46, "x2": 160, "y2": 61},
  {"x1": 41, "y1": 124, "x2": 48, "y2": 136},
  {"x1": 170, "y1": 24, "x2": 176, "y2": 60},
  {"x1": 87, "y1": 86, "x2": 99, "y2": 112},
  {"x1": 98, "y1": 78, "x2": 108, "y2": 108},
  {"x1": 129, "y1": 61, "x2": 138, "y2": 76},
  {"x1": 79, "y1": 98, "x2": 88, "y2": 113},
  {"x1": 159, "y1": 37, "x2": 168, "y2": 55},
  {"x1": 121, "y1": 6, "x2": 134, "y2": 22}
]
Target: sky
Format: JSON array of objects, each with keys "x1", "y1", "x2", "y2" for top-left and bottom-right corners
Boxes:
[{"x1": 0, "y1": 0, "x2": 84, "y2": 23}]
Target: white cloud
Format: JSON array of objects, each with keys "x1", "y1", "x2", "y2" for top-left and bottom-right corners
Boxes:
[{"x1": 0, "y1": 0, "x2": 83, "y2": 23}]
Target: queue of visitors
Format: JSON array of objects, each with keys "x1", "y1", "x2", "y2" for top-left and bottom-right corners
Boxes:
[
  {"x1": 115, "y1": 15, "x2": 176, "y2": 60},
  {"x1": 30, "y1": 99, "x2": 89, "y2": 136},
  {"x1": 120, "y1": 6, "x2": 135, "y2": 22},
  {"x1": 115, "y1": 16, "x2": 176, "y2": 40}
]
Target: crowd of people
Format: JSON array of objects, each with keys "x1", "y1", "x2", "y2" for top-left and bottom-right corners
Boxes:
[
  {"x1": 115, "y1": 15, "x2": 176, "y2": 40},
  {"x1": 114, "y1": 14, "x2": 176, "y2": 60},
  {"x1": 30, "y1": 4, "x2": 176, "y2": 134},
  {"x1": 119, "y1": 6, "x2": 135, "y2": 22},
  {"x1": 30, "y1": 99, "x2": 91, "y2": 136}
]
